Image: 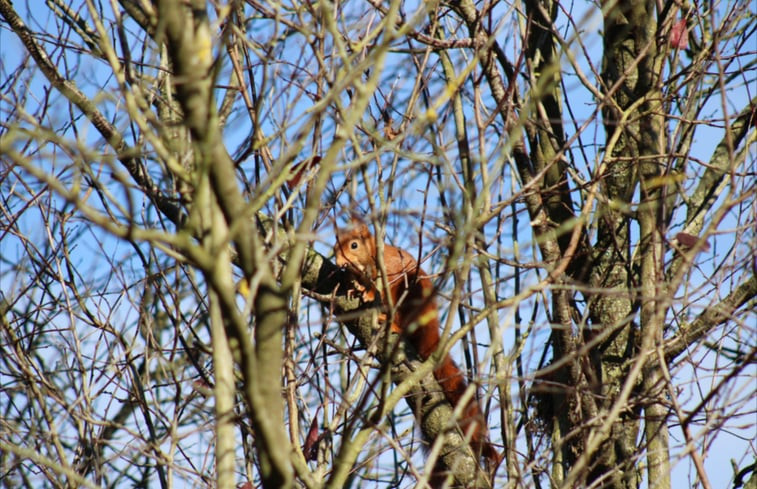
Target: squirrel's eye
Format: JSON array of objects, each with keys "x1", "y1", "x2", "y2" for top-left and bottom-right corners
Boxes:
[{"x1": 350, "y1": 241, "x2": 359, "y2": 250}]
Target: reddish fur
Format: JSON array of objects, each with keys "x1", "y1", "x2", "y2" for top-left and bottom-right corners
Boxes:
[{"x1": 335, "y1": 222, "x2": 501, "y2": 483}]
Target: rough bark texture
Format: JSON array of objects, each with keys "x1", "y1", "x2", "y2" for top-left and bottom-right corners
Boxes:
[{"x1": 1, "y1": 1, "x2": 754, "y2": 489}]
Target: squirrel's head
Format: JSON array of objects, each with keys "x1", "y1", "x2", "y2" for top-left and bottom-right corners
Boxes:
[{"x1": 334, "y1": 222, "x2": 375, "y2": 273}]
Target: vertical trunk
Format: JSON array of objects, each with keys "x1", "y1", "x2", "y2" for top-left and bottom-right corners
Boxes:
[
  {"x1": 210, "y1": 289, "x2": 237, "y2": 489},
  {"x1": 582, "y1": 1, "x2": 668, "y2": 487},
  {"x1": 637, "y1": 37, "x2": 672, "y2": 489}
]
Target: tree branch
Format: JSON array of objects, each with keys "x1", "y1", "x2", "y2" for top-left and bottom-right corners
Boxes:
[
  {"x1": 665, "y1": 274, "x2": 757, "y2": 362},
  {"x1": 684, "y1": 98, "x2": 756, "y2": 236},
  {"x1": 0, "y1": 0, "x2": 184, "y2": 227}
]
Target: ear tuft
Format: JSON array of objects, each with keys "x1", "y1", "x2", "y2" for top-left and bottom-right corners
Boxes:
[
  {"x1": 349, "y1": 215, "x2": 364, "y2": 227},
  {"x1": 347, "y1": 215, "x2": 371, "y2": 236}
]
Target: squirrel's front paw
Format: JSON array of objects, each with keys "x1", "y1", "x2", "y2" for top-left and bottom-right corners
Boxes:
[{"x1": 345, "y1": 280, "x2": 377, "y2": 303}]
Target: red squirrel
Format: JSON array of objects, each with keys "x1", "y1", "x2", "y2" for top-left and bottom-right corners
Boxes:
[{"x1": 334, "y1": 221, "x2": 500, "y2": 482}]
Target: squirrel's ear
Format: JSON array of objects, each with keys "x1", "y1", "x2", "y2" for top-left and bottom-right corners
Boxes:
[
  {"x1": 349, "y1": 215, "x2": 370, "y2": 233},
  {"x1": 349, "y1": 215, "x2": 363, "y2": 226}
]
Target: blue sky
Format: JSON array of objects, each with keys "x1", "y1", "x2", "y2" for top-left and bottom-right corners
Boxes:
[{"x1": 1, "y1": 1, "x2": 754, "y2": 487}]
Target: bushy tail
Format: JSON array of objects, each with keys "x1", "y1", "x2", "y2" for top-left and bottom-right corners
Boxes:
[{"x1": 433, "y1": 355, "x2": 502, "y2": 470}]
